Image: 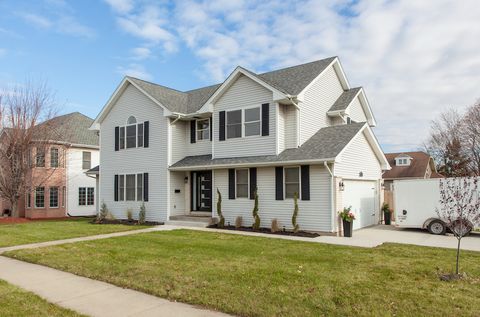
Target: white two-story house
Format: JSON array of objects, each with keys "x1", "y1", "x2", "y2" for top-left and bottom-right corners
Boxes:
[{"x1": 91, "y1": 57, "x2": 390, "y2": 233}]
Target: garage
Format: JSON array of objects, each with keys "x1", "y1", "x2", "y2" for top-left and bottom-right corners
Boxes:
[{"x1": 342, "y1": 180, "x2": 378, "y2": 230}]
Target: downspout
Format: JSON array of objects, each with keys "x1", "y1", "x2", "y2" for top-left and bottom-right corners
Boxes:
[
  {"x1": 324, "y1": 161, "x2": 336, "y2": 234},
  {"x1": 286, "y1": 95, "x2": 300, "y2": 147}
]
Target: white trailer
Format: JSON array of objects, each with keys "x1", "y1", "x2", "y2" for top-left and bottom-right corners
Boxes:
[{"x1": 393, "y1": 178, "x2": 479, "y2": 235}]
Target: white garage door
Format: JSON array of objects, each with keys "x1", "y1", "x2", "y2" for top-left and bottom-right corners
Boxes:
[{"x1": 343, "y1": 180, "x2": 377, "y2": 230}]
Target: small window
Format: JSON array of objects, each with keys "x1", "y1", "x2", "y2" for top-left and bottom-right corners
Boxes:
[
  {"x1": 87, "y1": 187, "x2": 94, "y2": 205},
  {"x1": 236, "y1": 169, "x2": 249, "y2": 198},
  {"x1": 50, "y1": 187, "x2": 59, "y2": 208},
  {"x1": 62, "y1": 186, "x2": 66, "y2": 207},
  {"x1": 79, "y1": 187, "x2": 86, "y2": 205},
  {"x1": 126, "y1": 125, "x2": 136, "y2": 148},
  {"x1": 284, "y1": 167, "x2": 300, "y2": 199},
  {"x1": 137, "y1": 173, "x2": 143, "y2": 201},
  {"x1": 137, "y1": 123, "x2": 144, "y2": 147},
  {"x1": 26, "y1": 189, "x2": 31, "y2": 208},
  {"x1": 35, "y1": 187, "x2": 45, "y2": 208},
  {"x1": 125, "y1": 174, "x2": 136, "y2": 201},
  {"x1": 36, "y1": 148, "x2": 45, "y2": 167},
  {"x1": 82, "y1": 151, "x2": 91, "y2": 170},
  {"x1": 50, "y1": 148, "x2": 59, "y2": 168},
  {"x1": 196, "y1": 119, "x2": 210, "y2": 141},
  {"x1": 244, "y1": 107, "x2": 260, "y2": 136},
  {"x1": 227, "y1": 110, "x2": 242, "y2": 139},
  {"x1": 119, "y1": 175, "x2": 125, "y2": 201},
  {"x1": 119, "y1": 127, "x2": 125, "y2": 150},
  {"x1": 346, "y1": 116, "x2": 352, "y2": 124},
  {"x1": 127, "y1": 116, "x2": 137, "y2": 124}
]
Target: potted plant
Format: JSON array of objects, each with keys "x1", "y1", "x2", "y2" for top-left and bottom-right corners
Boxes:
[
  {"x1": 382, "y1": 202, "x2": 392, "y2": 225},
  {"x1": 339, "y1": 206, "x2": 355, "y2": 237}
]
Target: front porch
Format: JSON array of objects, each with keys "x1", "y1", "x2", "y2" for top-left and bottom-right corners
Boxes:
[{"x1": 165, "y1": 215, "x2": 212, "y2": 228}]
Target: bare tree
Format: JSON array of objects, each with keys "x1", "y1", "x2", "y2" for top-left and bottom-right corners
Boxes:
[
  {"x1": 462, "y1": 101, "x2": 480, "y2": 176},
  {"x1": 0, "y1": 81, "x2": 56, "y2": 217},
  {"x1": 436, "y1": 177, "x2": 480, "y2": 276}
]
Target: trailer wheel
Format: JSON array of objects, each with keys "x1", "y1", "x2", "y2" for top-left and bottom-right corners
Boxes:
[{"x1": 428, "y1": 220, "x2": 446, "y2": 235}]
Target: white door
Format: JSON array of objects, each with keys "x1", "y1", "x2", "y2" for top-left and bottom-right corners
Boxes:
[{"x1": 342, "y1": 180, "x2": 377, "y2": 230}]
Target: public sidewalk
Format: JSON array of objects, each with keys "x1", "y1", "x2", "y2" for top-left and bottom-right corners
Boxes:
[{"x1": 0, "y1": 256, "x2": 231, "y2": 317}]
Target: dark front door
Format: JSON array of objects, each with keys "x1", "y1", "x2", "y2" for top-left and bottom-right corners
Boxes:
[{"x1": 191, "y1": 171, "x2": 212, "y2": 212}]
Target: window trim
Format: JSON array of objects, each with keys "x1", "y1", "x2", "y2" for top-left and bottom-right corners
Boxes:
[
  {"x1": 34, "y1": 186, "x2": 45, "y2": 209},
  {"x1": 117, "y1": 173, "x2": 145, "y2": 202},
  {"x1": 226, "y1": 105, "x2": 262, "y2": 140},
  {"x1": 196, "y1": 118, "x2": 210, "y2": 141},
  {"x1": 82, "y1": 151, "x2": 92, "y2": 170},
  {"x1": 35, "y1": 148, "x2": 46, "y2": 168},
  {"x1": 79, "y1": 187, "x2": 95, "y2": 206},
  {"x1": 226, "y1": 109, "x2": 242, "y2": 139},
  {"x1": 50, "y1": 148, "x2": 59, "y2": 168},
  {"x1": 283, "y1": 166, "x2": 301, "y2": 200},
  {"x1": 118, "y1": 117, "x2": 145, "y2": 150},
  {"x1": 235, "y1": 168, "x2": 250, "y2": 199},
  {"x1": 49, "y1": 186, "x2": 59, "y2": 208}
]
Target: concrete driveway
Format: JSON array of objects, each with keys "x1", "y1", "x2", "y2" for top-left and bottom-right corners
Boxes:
[{"x1": 316, "y1": 225, "x2": 480, "y2": 251}]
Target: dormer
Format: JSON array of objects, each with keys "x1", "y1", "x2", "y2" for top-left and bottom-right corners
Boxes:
[{"x1": 395, "y1": 154, "x2": 412, "y2": 166}]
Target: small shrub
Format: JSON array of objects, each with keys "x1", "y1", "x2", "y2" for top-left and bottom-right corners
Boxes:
[
  {"x1": 106, "y1": 211, "x2": 116, "y2": 220},
  {"x1": 216, "y1": 188, "x2": 225, "y2": 228},
  {"x1": 292, "y1": 192, "x2": 299, "y2": 233},
  {"x1": 96, "y1": 201, "x2": 109, "y2": 223},
  {"x1": 271, "y1": 218, "x2": 280, "y2": 233},
  {"x1": 235, "y1": 216, "x2": 243, "y2": 229},
  {"x1": 126, "y1": 208, "x2": 133, "y2": 221},
  {"x1": 252, "y1": 188, "x2": 260, "y2": 230},
  {"x1": 138, "y1": 202, "x2": 146, "y2": 224}
]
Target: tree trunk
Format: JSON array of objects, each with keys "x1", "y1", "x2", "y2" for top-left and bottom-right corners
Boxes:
[
  {"x1": 456, "y1": 238, "x2": 461, "y2": 275},
  {"x1": 10, "y1": 199, "x2": 18, "y2": 218}
]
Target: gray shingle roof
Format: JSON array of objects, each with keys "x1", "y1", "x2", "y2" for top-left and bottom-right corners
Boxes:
[
  {"x1": 328, "y1": 87, "x2": 361, "y2": 112},
  {"x1": 36, "y1": 112, "x2": 99, "y2": 146},
  {"x1": 86, "y1": 165, "x2": 99, "y2": 174},
  {"x1": 127, "y1": 57, "x2": 337, "y2": 114},
  {"x1": 170, "y1": 123, "x2": 365, "y2": 169}
]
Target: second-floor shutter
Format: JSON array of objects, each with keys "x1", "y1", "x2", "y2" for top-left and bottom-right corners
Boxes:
[
  {"x1": 228, "y1": 168, "x2": 235, "y2": 199},
  {"x1": 143, "y1": 121, "x2": 149, "y2": 148},
  {"x1": 219, "y1": 111, "x2": 226, "y2": 141},
  {"x1": 249, "y1": 168, "x2": 257, "y2": 200},
  {"x1": 190, "y1": 120, "x2": 196, "y2": 144},
  {"x1": 301, "y1": 165, "x2": 310, "y2": 201},
  {"x1": 275, "y1": 167, "x2": 283, "y2": 200},
  {"x1": 209, "y1": 117, "x2": 213, "y2": 141},
  {"x1": 114, "y1": 127, "x2": 119, "y2": 151},
  {"x1": 143, "y1": 173, "x2": 149, "y2": 202},
  {"x1": 114, "y1": 175, "x2": 119, "y2": 201},
  {"x1": 261, "y1": 103, "x2": 269, "y2": 136}
]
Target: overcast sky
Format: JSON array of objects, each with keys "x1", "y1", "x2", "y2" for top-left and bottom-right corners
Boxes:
[{"x1": 1, "y1": 0, "x2": 479, "y2": 152}]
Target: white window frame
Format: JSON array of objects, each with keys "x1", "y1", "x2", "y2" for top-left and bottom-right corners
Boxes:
[
  {"x1": 82, "y1": 151, "x2": 91, "y2": 170},
  {"x1": 226, "y1": 105, "x2": 262, "y2": 139},
  {"x1": 34, "y1": 186, "x2": 45, "y2": 208},
  {"x1": 119, "y1": 116, "x2": 144, "y2": 150},
  {"x1": 118, "y1": 173, "x2": 145, "y2": 202},
  {"x1": 50, "y1": 148, "x2": 59, "y2": 168},
  {"x1": 226, "y1": 109, "x2": 242, "y2": 139},
  {"x1": 235, "y1": 168, "x2": 250, "y2": 199},
  {"x1": 196, "y1": 118, "x2": 210, "y2": 141},
  {"x1": 284, "y1": 166, "x2": 301, "y2": 200}
]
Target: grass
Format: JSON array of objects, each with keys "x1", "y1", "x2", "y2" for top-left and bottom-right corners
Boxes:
[
  {"x1": 0, "y1": 279, "x2": 83, "y2": 317},
  {"x1": 6, "y1": 229, "x2": 480, "y2": 317},
  {"x1": 0, "y1": 218, "x2": 148, "y2": 247}
]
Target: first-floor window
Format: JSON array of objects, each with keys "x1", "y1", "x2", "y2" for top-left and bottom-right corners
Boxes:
[
  {"x1": 87, "y1": 188, "x2": 94, "y2": 205},
  {"x1": 126, "y1": 174, "x2": 136, "y2": 201},
  {"x1": 62, "y1": 186, "x2": 66, "y2": 207},
  {"x1": 35, "y1": 187, "x2": 45, "y2": 208},
  {"x1": 79, "y1": 187, "x2": 94, "y2": 206},
  {"x1": 236, "y1": 169, "x2": 249, "y2": 198},
  {"x1": 137, "y1": 174, "x2": 143, "y2": 201},
  {"x1": 284, "y1": 167, "x2": 300, "y2": 199},
  {"x1": 119, "y1": 175, "x2": 125, "y2": 201},
  {"x1": 50, "y1": 187, "x2": 59, "y2": 208},
  {"x1": 26, "y1": 188, "x2": 31, "y2": 208}
]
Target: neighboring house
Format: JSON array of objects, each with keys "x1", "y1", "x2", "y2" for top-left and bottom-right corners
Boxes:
[
  {"x1": 91, "y1": 57, "x2": 390, "y2": 233},
  {"x1": 383, "y1": 151, "x2": 443, "y2": 190},
  {"x1": 0, "y1": 112, "x2": 99, "y2": 219}
]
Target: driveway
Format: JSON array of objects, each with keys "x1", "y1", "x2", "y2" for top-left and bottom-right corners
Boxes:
[{"x1": 316, "y1": 225, "x2": 480, "y2": 251}]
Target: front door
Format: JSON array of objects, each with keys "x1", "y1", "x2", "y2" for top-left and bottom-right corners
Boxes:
[{"x1": 191, "y1": 171, "x2": 212, "y2": 212}]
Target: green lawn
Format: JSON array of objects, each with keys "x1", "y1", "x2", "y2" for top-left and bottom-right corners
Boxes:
[
  {"x1": 0, "y1": 279, "x2": 83, "y2": 317},
  {"x1": 5, "y1": 230, "x2": 480, "y2": 317},
  {"x1": 0, "y1": 218, "x2": 148, "y2": 247}
]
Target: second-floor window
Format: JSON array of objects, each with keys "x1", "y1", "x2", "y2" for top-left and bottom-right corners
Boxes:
[
  {"x1": 50, "y1": 148, "x2": 59, "y2": 168},
  {"x1": 227, "y1": 110, "x2": 242, "y2": 139},
  {"x1": 226, "y1": 106, "x2": 261, "y2": 139},
  {"x1": 36, "y1": 148, "x2": 45, "y2": 167},
  {"x1": 244, "y1": 107, "x2": 260, "y2": 136},
  {"x1": 82, "y1": 151, "x2": 91, "y2": 170},
  {"x1": 117, "y1": 116, "x2": 148, "y2": 150},
  {"x1": 196, "y1": 119, "x2": 210, "y2": 141}
]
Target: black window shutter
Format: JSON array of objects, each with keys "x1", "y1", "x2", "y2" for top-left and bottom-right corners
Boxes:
[
  {"x1": 219, "y1": 111, "x2": 226, "y2": 141},
  {"x1": 209, "y1": 117, "x2": 213, "y2": 141},
  {"x1": 301, "y1": 165, "x2": 310, "y2": 201},
  {"x1": 249, "y1": 168, "x2": 257, "y2": 200},
  {"x1": 275, "y1": 167, "x2": 284, "y2": 200},
  {"x1": 143, "y1": 173, "x2": 149, "y2": 202},
  {"x1": 190, "y1": 120, "x2": 196, "y2": 144},
  {"x1": 114, "y1": 127, "x2": 119, "y2": 151},
  {"x1": 228, "y1": 169, "x2": 235, "y2": 199},
  {"x1": 143, "y1": 121, "x2": 149, "y2": 148},
  {"x1": 114, "y1": 175, "x2": 119, "y2": 201},
  {"x1": 261, "y1": 103, "x2": 269, "y2": 136}
]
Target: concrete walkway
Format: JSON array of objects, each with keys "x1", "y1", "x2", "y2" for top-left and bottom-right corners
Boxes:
[{"x1": 0, "y1": 256, "x2": 230, "y2": 317}]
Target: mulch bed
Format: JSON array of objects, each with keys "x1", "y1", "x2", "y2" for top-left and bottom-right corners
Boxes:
[
  {"x1": 91, "y1": 219, "x2": 163, "y2": 226},
  {"x1": 207, "y1": 224, "x2": 320, "y2": 238}
]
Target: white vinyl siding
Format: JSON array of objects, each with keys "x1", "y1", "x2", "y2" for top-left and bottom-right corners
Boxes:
[
  {"x1": 213, "y1": 165, "x2": 332, "y2": 232},
  {"x1": 284, "y1": 105, "x2": 297, "y2": 149},
  {"x1": 300, "y1": 65, "x2": 344, "y2": 144},
  {"x1": 347, "y1": 97, "x2": 367, "y2": 123},
  {"x1": 171, "y1": 120, "x2": 212, "y2": 165},
  {"x1": 170, "y1": 171, "x2": 186, "y2": 216},
  {"x1": 334, "y1": 131, "x2": 382, "y2": 179},
  {"x1": 99, "y1": 83, "x2": 169, "y2": 222},
  {"x1": 213, "y1": 75, "x2": 276, "y2": 158},
  {"x1": 277, "y1": 104, "x2": 285, "y2": 153}
]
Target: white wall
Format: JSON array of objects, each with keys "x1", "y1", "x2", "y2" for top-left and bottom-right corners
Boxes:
[
  {"x1": 170, "y1": 171, "x2": 187, "y2": 216},
  {"x1": 300, "y1": 65, "x2": 344, "y2": 144},
  {"x1": 66, "y1": 147, "x2": 99, "y2": 216},
  {"x1": 99, "y1": 83, "x2": 169, "y2": 222},
  {"x1": 171, "y1": 120, "x2": 212, "y2": 165},
  {"x1": 213, "y1": 165, "x2": 333, "y2": 232},
  {"x1": 213, "y1": 75, "x2": 277, "y2": 158},
  {"x1": 347, "y1": 96, "x2": 368, "y2": 123}
]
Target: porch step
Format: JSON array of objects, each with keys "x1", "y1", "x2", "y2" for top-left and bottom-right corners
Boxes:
[{"x1": 165, "y1": 216, "x2": 212, "y2": 228}]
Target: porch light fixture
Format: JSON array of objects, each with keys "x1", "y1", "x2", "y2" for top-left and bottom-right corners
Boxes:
[
  {"x1": 339, "y1": 181, "x2": 345, "y2": 191},
  {"x1": 184, "y1": 176, "x2": 188, "y2": 184}
]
